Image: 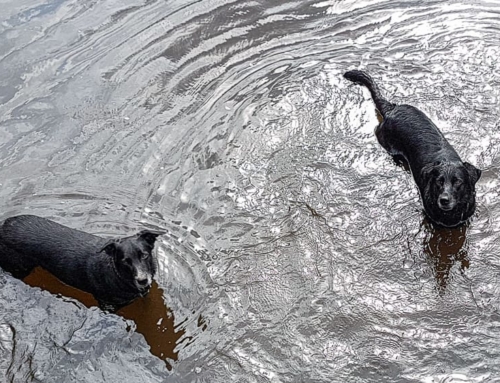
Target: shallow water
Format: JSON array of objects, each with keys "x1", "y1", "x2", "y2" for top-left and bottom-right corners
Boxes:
[{"x1": 1, "y1": 0, "x2": 500, "y2": 382}]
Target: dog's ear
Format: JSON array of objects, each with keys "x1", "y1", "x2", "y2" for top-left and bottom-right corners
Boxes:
[
  {"x1": 464, "y1": 162, "x2": 481, "y2": 185},
  {"x1": 137, "y1": 230, "x2": 165, "y2": 247},
  {"x1": 98, "y1": 240, "x2": 117, "y2": 256}
]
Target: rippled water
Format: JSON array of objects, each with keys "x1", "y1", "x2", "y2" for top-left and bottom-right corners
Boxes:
[{"x1": 1, "y1": 0, "x2": 500, "y2": 381}]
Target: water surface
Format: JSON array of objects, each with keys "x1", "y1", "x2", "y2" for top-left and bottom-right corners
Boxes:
[{"x1": 1, "y1": 0, "x2": 500, "y2": 382}]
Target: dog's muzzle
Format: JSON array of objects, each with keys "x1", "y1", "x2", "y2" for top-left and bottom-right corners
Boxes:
[
  {"x1": 135, "y1": 272, "x2": 152, "y2": 295},
  {"x1": 438, "y1": 192, "x2": 455, "y2": 211}
]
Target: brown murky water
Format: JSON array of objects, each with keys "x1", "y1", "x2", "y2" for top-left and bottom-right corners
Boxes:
[
  {"x1": 1, "y1": 0, "x2": 500, "y2": 382},
  {"x1": 24, "y1": 268, "x2": 183, "y2": 368}
]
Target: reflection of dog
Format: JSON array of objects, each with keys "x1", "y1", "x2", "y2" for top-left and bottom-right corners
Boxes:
[
  {"x1": 0, "y1": 215, "x2": 164, "y2": 309},
  {"x1": 344, "y1": 70, "x2": 481, "y2": 227},
  {"x1": 422, "y1": 220, "x2": 468, "y2": 292}
]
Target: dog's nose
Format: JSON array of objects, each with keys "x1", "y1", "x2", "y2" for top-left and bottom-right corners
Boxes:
[
  {"x1": 440, "y1": 195, "x2": 450, "y2": 206},
  {"x1": 136, "y1": 277, "x2": 150, "y2": 287},
  {"x1": 438, "y1": 193, "x2": 455, "y2": 211}
]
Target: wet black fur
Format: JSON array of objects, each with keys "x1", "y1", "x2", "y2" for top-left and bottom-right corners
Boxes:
[
  {"x1": 344, "y1": 70, "x2": 481, "y2": 227},
  {"x1": 0, "y1": 215, "x2": 164, "y2": 309}
]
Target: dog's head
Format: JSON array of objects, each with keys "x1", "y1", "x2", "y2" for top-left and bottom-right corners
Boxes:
[
  {"x1": 98, "y1": 230, "x2": 164, "y2": 296},
  {"x1": 420, "y1": 161, "x2": 481, "y2": 227}
]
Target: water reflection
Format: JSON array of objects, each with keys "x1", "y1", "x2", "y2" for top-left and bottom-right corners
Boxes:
[
  {"x1": 23, "y1": 268, "x2": 182, "y2": 369},
  {"x1": 422, "y1": 220, "x2": 469, "y2": 293},
  {"x1": 1, "y1": 0, "x2": 500, "y2": 380}
]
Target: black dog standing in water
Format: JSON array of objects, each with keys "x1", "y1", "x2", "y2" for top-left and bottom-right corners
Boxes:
[
  {"x1": 0, "y1": 215, "x2": 164, "y2": 310},
  {"x1": 344, "y1": 70, "x2": 481, "y2": 227}
]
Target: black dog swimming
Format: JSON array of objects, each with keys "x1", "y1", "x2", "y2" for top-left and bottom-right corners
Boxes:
[
  {"x1": 0, "y1": 215, "x2": 164, "y2": 309},
  {"x1": 344, "y1": 70, "x2": 481, "y2": 227}
]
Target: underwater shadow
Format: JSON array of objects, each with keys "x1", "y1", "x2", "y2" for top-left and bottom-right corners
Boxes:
[
  {"x1": 421, "y1": 219, "x2": 469, "y2": 293},
  {"x1": 23, "y1": 267, "x2": 183, "y2": 370}
]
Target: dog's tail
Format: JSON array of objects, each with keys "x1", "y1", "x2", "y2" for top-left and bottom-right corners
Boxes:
[{"x1": 343, "y1": 70, "x2": 395, "y2": 117}]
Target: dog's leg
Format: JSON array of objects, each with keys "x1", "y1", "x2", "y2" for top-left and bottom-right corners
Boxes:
[
  {"x1": 392, "y1": 154, "x2": 409, "y2": 170},
  {"x1": 97, "y1": 299, "x2": 122, "y2": 313},
  {"x1": 375, "y1": 120, "x2": 391, "y2": 152}
]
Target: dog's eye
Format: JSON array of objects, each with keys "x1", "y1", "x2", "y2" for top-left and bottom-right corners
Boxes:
[
  {"x1": 141, "y1": 252, "x2": 149, "y2": 260},
  {"x1": 124, "y1": 258, "x2": 133, "y2": 266},
  {"x1": 437, "y1": 177, "x2": 445, "y2": 186},
  {"x1": 454, "y1": 178, "x2": 463, "y2": 186}
]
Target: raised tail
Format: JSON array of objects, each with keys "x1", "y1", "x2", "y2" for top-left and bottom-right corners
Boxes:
[{"x1": 343, "y1": 70, "x2": 395, "y2": 117}]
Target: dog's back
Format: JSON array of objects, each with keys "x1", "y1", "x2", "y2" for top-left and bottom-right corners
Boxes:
[
  {"x1": 1, "y1": 215, "x2": 101, "y2": 253},
  {"x1": 1, "y1": 215, "x2": 102, "y2": 267},
  {"x1": 379, "y1": 105, "x2": 462, "y2": 167},
  {"x1": 0, "y1": 215, "x2": 104, "y2": 289}
]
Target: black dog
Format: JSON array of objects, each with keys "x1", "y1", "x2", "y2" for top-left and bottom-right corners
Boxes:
[
  {"x1": 344, "y1": 70, "x2": 481, "y2": 227},
  {"x1": 0, "y1": 215, "x2": 164, "y2": 309}
]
